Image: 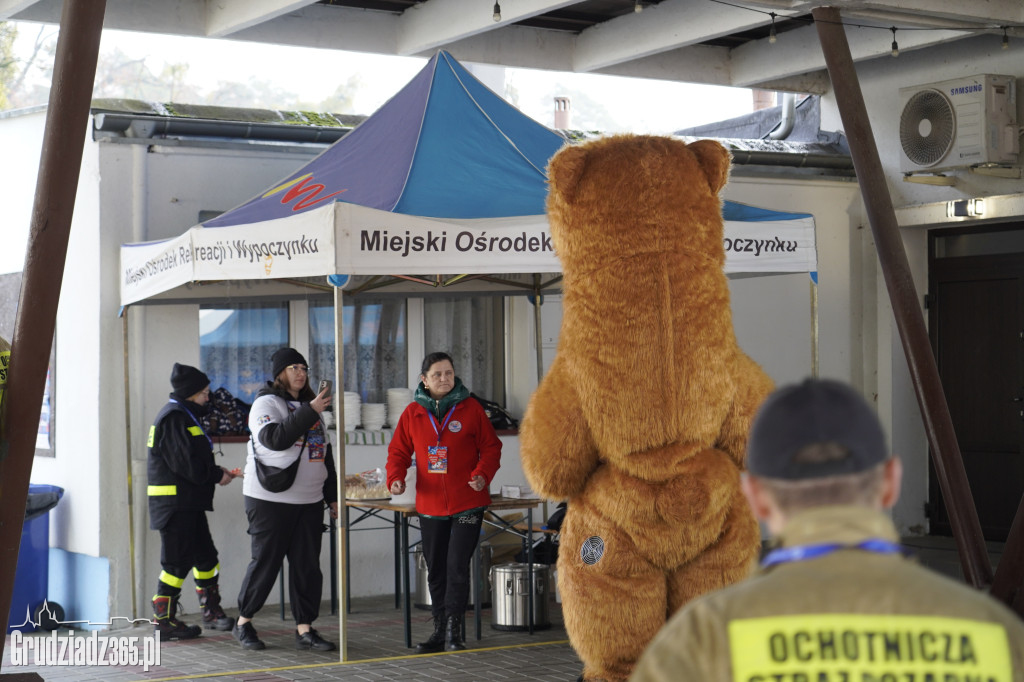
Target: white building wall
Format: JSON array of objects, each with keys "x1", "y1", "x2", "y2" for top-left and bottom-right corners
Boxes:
[
  {"x1": 0, "y1": 106, "x2": 46, "y2": 276},
  {"x1": 30, "y1": 117, "x2": 103, "y2": 559}
]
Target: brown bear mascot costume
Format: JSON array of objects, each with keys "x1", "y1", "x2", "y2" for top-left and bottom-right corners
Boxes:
[{"x1": 520, "y1": 134, "x2": 774, "y2": 681}]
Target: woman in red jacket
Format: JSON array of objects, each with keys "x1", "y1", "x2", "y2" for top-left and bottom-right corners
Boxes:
[{"x1": 387, "y1": 351, "x2": 502, "y2": 653}]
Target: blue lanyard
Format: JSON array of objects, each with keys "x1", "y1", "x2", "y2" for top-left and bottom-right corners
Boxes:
[
  {"x1": 428, "y1": 406, "x2": 456, "y2": 447},
  {"x1": 761, "y1": 538, "x2": 902, "y2": 568},
  {"x1": 169, "y1": 398, "x2": 213, "y2": 450}
]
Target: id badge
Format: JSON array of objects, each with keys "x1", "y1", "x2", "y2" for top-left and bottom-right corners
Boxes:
[{"x1": 427, "y1": 445, "x2": 448, "y2": 473}]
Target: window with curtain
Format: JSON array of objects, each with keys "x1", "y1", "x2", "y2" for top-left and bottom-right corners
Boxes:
[
  {"x1": 423, "y1": 296, "x2": 504, "y2": 403},
  {"x1": 309, "y1": 299, "x2": 407, "y2": 404},
  {"x1": 199, "y1": 303, "x2": 288, "y2": 404}
]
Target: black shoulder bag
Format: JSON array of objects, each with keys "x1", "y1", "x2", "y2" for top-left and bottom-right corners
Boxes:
[{"x1": 253, "y1": 434, "x2": 307, "y2": 493}]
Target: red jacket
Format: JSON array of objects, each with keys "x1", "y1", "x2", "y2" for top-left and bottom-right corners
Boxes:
[{"x1": 387, "y1": 397, "x2": 502, "y2": 516}]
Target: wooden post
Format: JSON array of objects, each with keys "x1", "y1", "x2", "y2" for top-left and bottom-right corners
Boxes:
[
  {"x1": 0, "y1": 0, "x2": 106, "y2": 663},
  {"x1": 812, "y1": 6, "x2": 992, "y2": 588}
]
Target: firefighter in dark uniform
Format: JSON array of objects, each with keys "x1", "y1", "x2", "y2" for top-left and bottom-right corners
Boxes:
[{"x1": 147, "y1": 363, "x2": 240, "y2": 639}]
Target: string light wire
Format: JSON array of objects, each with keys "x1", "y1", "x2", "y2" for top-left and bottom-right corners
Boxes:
[
  {"x1": 704, "y1": 0, "x2": 1022, "y2": 49},
  {"x1": 484, "y1": 0, "x2": 1022, "y2": 50}
]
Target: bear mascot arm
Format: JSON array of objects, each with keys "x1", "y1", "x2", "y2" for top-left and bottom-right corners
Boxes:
[
  {"x1": 717, "y1": 352, "x2": 775, "y2": 469},
  {"x1": 520, "y1": 354, "x2": 598, "y2": 500}
]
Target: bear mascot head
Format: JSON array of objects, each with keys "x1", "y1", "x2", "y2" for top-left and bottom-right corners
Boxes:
[{"x1": 519, "y1": 134, "x2": 774, "y2": 681}]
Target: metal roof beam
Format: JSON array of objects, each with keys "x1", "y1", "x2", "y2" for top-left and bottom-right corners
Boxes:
[
  {"x1": 226, "y1": 3, "x2": 399, "y2": 55},
  {"x1": 729, "y1": 19, "x2": 968, "y2": 88},
  {"x1": 571, "y1": 0, "x2": 802, "y2": 73},
  {"x1": 205, "y1": 0, "x2": 319, "y2": 38},
  {"x1": 397, "y1": 0, "x2": 576, "y2": 57}
]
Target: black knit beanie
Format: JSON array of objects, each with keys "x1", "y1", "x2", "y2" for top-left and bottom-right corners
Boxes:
[
  {"x1": 170, "y1": 363, "x2": 210, "y2": 400},
  {"x1": 271, "y1": 347, "x2": 308, "y2": 380}
]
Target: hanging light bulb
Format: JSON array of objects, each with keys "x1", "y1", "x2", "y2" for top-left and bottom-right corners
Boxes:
[
  {"x1": 634, "y1": 0, "x2": 642, "y2": 13},
  {"x1": 493, "y1": 0, "x2": 501, "y2": 21},
  {"x1": 890, "y1": 27, "x2": 899, "y2": 57},
  {"x1": 1002, "y1": 27, "x2": 1009, "y2": 50},
  {"x1": 768, "y1": 12, "x2": 777, "y2": 44}
]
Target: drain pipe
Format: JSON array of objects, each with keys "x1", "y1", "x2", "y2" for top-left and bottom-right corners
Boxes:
[{"x1": 768, "y1": 92, "x2": 796, "y2": 140}]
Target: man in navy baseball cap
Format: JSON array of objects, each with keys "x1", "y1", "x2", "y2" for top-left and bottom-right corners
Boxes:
[
  {"x1": 633, "y1": 378, "x2": 1024, "y2": 681},
  {"x1": 746, "y1": 378, "x2": 890, "y2": 482}
]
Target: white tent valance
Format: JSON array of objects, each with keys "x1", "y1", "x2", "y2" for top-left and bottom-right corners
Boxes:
[{"x1": 120, "y1": 203, "x2": 816, "y2": 305}]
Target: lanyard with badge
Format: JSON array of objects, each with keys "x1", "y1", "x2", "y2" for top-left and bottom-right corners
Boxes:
[
  {"x1": 426, "y1": 406, "x2": 456, "y2": 474},
  {"x1": 169, "y1": 398, "x2": 214, "y2": 450},
  {"x1": 760, "y1": 538, "x2": 903, "y2": 568}
]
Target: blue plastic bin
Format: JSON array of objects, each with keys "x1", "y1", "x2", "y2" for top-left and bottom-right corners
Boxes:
[{"x1": 6, "y1": 484, "x2": 64, "y2": 634}]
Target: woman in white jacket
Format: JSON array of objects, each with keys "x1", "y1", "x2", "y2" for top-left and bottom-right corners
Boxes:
[{"x1": 232, "y1": 347, "x2": 338, "y2": 652}]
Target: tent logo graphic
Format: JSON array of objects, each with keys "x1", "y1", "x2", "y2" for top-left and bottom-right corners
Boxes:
[{"x1": 263, "y1": 173, "x2": 347, "y2": 212}]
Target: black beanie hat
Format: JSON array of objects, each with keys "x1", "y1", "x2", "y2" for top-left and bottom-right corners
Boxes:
[
  {"x1": 170, "y1": 363, "x2": 210, "y2": 400},
  {"x1": 271, "y1": 347, "x2": 308, "y2": 380}
]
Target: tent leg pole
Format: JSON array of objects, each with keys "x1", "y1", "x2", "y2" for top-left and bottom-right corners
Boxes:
[
  {"x1": 810, "y1": 279, "x2": 819, "y2": 379},
  {"x1": 813, "y1": 6, "x2": 992, "y2": 589},
  {"x1": 122, "y1": 308, "x2": 139, "y2": 619},
  {"x1": 0, "y1": 2, "x2": 106, "y2": 664},
  {"x1": 334, "y1": 285, "x2": 348, "y2": 661},
  {"x1": 532, "y1": 275, "x2": 547, "y2": 521},
  {"x1": 533, "y1": 275, "x2": 544, "y2": 386}
]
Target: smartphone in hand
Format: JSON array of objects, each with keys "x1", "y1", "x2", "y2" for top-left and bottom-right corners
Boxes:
[{"x1": 318, "y1": 379, "x2": 333, "y2": 396}]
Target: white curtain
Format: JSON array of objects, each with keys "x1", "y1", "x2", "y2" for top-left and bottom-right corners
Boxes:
[
  {"x1": 309, "y1": 299, "x2": 407, "y2": 404},
  {"x1": 200, "y1": 303, "x2": 288, "y2": 404},
  {"x1": 423, "y1": 296, "x2": 503, "y2": 402}
]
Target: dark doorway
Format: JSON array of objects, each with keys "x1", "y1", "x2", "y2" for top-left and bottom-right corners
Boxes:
[{"x1": 927, "y1": 224, "x2": 1024, "y2": 541}]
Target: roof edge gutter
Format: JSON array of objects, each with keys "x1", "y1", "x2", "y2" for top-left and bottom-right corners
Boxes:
[
  {"x1": 93, "y1": 112, "x2": 353, "y2": 144},
  {"x1": 728, "y1": 149, "x2": 854, "y2": 170}
]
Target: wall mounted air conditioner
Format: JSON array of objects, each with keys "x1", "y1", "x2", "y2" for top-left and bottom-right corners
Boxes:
[{"x1": 898, "y1": 74, "x2": 1018, "y2": 173}]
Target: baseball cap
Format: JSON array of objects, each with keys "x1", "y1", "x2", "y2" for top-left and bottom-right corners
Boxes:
[{"x1": 747, "y1": 378, "x2": 888, "y2": 480}]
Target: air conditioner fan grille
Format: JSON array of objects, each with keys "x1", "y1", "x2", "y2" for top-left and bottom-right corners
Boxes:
[{"x1": 900, "y1": 89, "x2": 955, "y2": 167}]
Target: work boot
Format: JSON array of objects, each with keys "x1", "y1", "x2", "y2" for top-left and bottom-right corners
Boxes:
[
  {"x1": 414, "y1": 611, "x2": 446, "y2": 654},
  {"x1": 444, "y1": 613, "x2": 465, "y2": 651},
  {"x1": 196, "y1": 584, "x2": 233, "y2": 631},
  {"x1": 152, "y1": 595, "x2": 202, "y2": 640}
]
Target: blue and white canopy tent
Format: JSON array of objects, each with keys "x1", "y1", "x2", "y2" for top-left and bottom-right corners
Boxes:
[
  {"x1": 120, "y1": 51, "x2": 815, "y2": 306},
  {"x1": 117, "y1": 49, "x2": 818, "y2": 661}
]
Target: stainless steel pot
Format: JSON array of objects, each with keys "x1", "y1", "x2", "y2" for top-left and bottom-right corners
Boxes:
[{"x1": 489, "y1": 562, "x2": 551, "y2": 631}]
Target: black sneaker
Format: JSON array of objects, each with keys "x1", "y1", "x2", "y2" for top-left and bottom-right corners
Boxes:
[
  {"x1": 232, "y1": 620, "x2": 266, "y2": 650},
  {"x1": 295, "y1": 628, "x2": 336, "y2": 651}
]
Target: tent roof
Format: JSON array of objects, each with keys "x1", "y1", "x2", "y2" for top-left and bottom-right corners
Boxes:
[
  {"x1": 118, "y1": 52, "x2": 818, "y2": 307},
  {"x1": 203, "y1": 51, "x2": 566, "y2": 227}
]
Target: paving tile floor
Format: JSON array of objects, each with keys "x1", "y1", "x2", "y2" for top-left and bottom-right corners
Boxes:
[
  {"x1": 2, "y1": 594, "x2": 580, "y2": 682},
  {"x1": 0, "y1": 536, "x2": 1006, "y2": 681}
]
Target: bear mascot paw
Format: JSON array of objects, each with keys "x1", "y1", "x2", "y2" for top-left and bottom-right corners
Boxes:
[{"x1": 519, "y1": 134, "x2": 774, "y2": 681}]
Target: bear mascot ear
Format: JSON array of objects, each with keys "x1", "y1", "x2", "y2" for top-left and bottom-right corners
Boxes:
[
  {"x1": 546, "y1": 143, "x2": 590, "y2": 206},
  {"x1": 686, "y1": 139, "x2": 732, "y2": 194}
]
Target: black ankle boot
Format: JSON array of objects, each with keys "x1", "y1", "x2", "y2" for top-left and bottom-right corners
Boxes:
[
  {"x1": 196, "y1": 585, "x2": 233, "y2": 631},
  {"x1": 444, "y1": 614, "x2": 465, "y2": 651},
  {"x1": 415, "y1": 612, "x2": 446, "y2": 654}
]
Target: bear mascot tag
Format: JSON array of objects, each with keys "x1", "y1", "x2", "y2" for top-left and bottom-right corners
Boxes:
[{"x1": 520, "y1": 135, "x2": 774, "y2": 681}]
